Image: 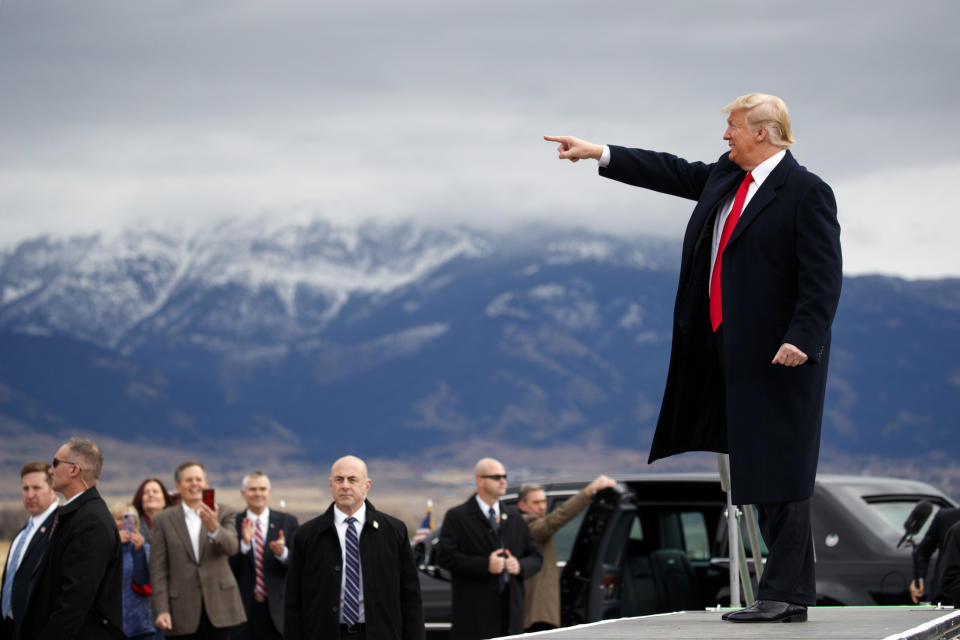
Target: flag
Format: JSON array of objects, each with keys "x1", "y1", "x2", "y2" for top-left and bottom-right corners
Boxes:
[{"x1": 412, "y1": 499, "x2": 434, "y2": 543}]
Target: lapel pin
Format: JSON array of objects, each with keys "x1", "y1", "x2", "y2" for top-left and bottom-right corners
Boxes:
[
  {"x1": 40, "y1": 527, "x2": 46, "y2": 533},
  {"x1": 500, "y1": 513, "x2": 507, "y2": 521},
  {"x1": 372, "y1": 520, "x2": 379, "y2": 529}
]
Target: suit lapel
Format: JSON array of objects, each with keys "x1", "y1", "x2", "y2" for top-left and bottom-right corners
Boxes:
[
  {"x1": 267, "y1": 510, "x2": 279, "y2": 543},
  {"x1": 727, "y1": 151, "x2": 796, "y2": 247},
  {"x1": 171, "y1": 507, "x2": 198, "y2": 564},
  {"x1": 23, "y1": 510, "x2": 55, "y2": 565}
]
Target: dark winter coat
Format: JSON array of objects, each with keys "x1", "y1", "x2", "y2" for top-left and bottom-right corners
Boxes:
[
  {"x1": 437, "y1": 496, "x2": 542, "y2": 640},
  {"x1": 284, "y1": 501, "x2": 423, "y2": 640},
  {"x1": 601, "y1": 147, "x2": 842, "y2": 504}
]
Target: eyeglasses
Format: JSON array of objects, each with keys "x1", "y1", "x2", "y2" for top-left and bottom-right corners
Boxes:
[
  {"x1": 480, "y1": 474, "x2": 507, "y2": 481},
  {"x1": 52, "y1": 458, "x2": 80, "y2": 470}
]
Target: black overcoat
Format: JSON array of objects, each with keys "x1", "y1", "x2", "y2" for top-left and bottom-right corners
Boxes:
[
  {"x1": 436, "y1": 496, "x2": 543, "y2": 640},
  {"x1": 601, "y1": 147, "x2": 842, "y2": 504},
  {"x1": 284, "y1": 501, "x2": 423, "y2": 640},
  {"x1": 20, "y1": 487, "x2": 123, "y2": 640},
  {"x1": 229, "y1": 508, "x2": 299, "y2": 637}
]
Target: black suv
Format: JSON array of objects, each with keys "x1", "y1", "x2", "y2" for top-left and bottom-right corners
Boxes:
[{"x1": 414, "y1": 473, "x2": 954, "y2": 632}]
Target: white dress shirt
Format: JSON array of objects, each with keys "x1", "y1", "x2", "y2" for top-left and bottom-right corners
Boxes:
[
  {"x1": 708, "y1": 149, "x2": 786, "y2": 291},
  {"x1": 239, "y1": 507, "x2": 289, "y2": 563},
  {"x1": 4, "y1": 501, "x2": 58, "y2": 575},
  {"x1": 181, "y1": 502, "x2": 221, "y2": 562},
  {"x1": 334, "y1": 504, "x2": 366, "y2": 623},
  {"x1": 476, "y1": 495, "x2": 500, "y2": 523}
]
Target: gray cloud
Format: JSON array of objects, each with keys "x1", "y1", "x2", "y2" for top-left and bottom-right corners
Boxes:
[{"x1": 1, "y1": 0, "x2": 958, "y2": 277}]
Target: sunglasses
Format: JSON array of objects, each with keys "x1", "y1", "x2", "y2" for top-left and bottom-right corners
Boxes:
[
  {"x1": 480, "y1": 474, "x2": 508, "y2": 481},
  {"x1": 52, "y1": 458, "x2": 81, "y2": 470}
]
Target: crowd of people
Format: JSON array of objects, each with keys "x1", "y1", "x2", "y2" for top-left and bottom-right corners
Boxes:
[{"x1": 1, "y1": 438, "x2": 621, "y2": 640}]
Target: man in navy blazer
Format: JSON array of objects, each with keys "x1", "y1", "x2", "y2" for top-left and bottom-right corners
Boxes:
[
  {"x1": 1, "y1": 462, "x2": 59, "y2": 640},
  {"x1": 229, "y1": 471, "x2": 298, "y2": 640},
  {"x1": 546, "y1": 93, "x2": 842, "y2": 623}
]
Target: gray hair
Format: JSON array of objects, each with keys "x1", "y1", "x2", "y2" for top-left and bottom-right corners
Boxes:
[
  {"x1": 65, "y1": 437, "x2": 103, "y2": 483},
  {"x1": 722, "y1": 93, "x2": 795, "y2": 148},
  {"x1": 518, "y1": 483, "x2": 545, "y2": 502},
  {"x1": 241, "y1": 470, "x2": 271, "y2": 490}
]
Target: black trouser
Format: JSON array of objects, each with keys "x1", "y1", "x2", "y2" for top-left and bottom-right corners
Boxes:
[
  {"x1": 233, "y1": 599, "x2": 282, "y2": 640},
  {"x1": 756, "y1": 499, "x2": 816, "y2": 605},
  {"x1": 179, "y1": 608, "x2": 232, "y2": 640},
  {"x1": 714, "y1": 325, "x2": 816, "y2": 606}
]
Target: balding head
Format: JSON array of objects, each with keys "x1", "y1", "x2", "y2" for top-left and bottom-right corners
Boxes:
[
  {"x1": 474, "y1": 457, "x2": 507, "y2": 505},
  {"x1": 329, "y1": 455, "x2": 371, "y2": 516}
]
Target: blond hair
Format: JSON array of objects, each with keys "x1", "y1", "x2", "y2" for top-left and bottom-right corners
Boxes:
[
  {"x1": 722, "y1": 93, "x2": 795, "y2": 148},
  {"x1": 110, "y1": 501, "x2": 140, "y2": 528}
]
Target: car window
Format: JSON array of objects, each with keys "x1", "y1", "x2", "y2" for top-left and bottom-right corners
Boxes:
[
  {"x1": 865, "y1": 499, "x2": 945, "y2": 538},
  {"x1": 553, "y1": 511, "x2": 586, "y2": 564},
  {"x1": 679, "y1": 512, "x2": 711, "y2": 560}
]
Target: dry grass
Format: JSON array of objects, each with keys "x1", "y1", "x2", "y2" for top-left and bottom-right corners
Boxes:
[{"x1": 0, "y1": 539, "x2": 9, "y2": 574}]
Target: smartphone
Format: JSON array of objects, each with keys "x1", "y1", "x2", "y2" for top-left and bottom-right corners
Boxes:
[
  {"x1": 122, "y1": 513, "x2": 136, "y2": 533},
  {"x1": 202, "y1": 488, "x2": 216, "y2": 510}
]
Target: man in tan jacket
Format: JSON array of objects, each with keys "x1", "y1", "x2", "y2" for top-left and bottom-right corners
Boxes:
[
  {"x1": 518, "y1": 475, "x2": 615, "y2": 631},
  {"x1": 150, "y1": 461, "x2": 246, "y2": 638}
]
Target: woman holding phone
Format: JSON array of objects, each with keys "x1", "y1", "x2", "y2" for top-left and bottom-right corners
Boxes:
[
  {"x1": 112, "y1": 503, "x2": 162, "y2": 640},
  {"x1": 132, "y1": 477, "x2": 174, "y2": 544}
]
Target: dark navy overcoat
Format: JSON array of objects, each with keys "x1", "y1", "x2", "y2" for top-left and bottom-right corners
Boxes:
[{"x1": 601, "y1": 147, "x2": 842, "y2": 504}]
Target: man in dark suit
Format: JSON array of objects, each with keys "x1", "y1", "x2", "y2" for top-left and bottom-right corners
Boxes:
[
  {"x1": 1, "y1": 461, "x2": 58, "y2": 640},
  {"x1": 285, "y1": 455, "x2": 423, "y2": 640},
  {"x1": 20, "y1": 437, "x2": 124, "y2": 639},
  {"x1": 437, "y1": 458, "x2": 543, "y2": 639},
  {"x1": 151, "y1": 461, "x2": 246, "y2": 638},
  {"x1": 230, "y1": 471, "x2": 298, "y2": 640},
  {"x1": 546, "y1": 93, "x2": 842, "y2": 623},
  {"x1": 912, "y1": 506, "x2": 960, "y2": 604}
]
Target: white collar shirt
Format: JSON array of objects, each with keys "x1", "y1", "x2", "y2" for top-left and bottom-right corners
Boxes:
[
  {"x1": 4, "y1": 500, "x2": 58, "y2": 576},
  {"x1": 333, "y1": 504, "x2": 366, "y2": 623},
  {"x1": 476, "y1": 495, "x2": 500, "y2": 522},
  {"x1": 709, "y1": 149, "x2": 787, "y2": 290},
  {"x1": 181, "y1": 502, "x2": 203, "y2": 562},
  {"x1": 239, "y1": 507, "x2": 289, "y2": 562}
]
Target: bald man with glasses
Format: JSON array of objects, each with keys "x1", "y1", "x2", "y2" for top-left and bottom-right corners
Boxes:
[{"x1": 437, "y1": 458, "x2": 542, "y2": 640}]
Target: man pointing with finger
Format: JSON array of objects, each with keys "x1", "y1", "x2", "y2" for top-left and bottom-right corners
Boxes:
[
  {"x1": 437, "y1": 458, "x2": 542, "y2": 639},
  {"x1": 545, "y1": 93, "x2": 842, "y2": 623}
]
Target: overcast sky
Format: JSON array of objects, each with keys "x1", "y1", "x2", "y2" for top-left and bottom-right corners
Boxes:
[{"x1": 1, "y1": 1, "x2": 957, "y2": 278}]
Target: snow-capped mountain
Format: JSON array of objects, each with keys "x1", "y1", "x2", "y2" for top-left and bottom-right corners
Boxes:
[{"x1": 0, "y1": 219, "x2": 956, "y2": 477}]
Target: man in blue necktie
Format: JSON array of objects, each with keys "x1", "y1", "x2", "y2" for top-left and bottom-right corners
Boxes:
[
  {"x1": 285, "y1": 455, "x2": 424, "y2": 640},
  {"x1": 1, "y1": 462, "x2": 59, "y2": 640}
]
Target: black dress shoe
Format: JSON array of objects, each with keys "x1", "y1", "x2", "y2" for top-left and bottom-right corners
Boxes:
[{"x1": 722, "y1": 599, "x2": 808, "y2": 622}]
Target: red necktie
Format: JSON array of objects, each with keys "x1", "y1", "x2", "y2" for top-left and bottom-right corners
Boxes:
[
  {"x1": 710, "y1": 172, "x2": 754, "y2": 332},
  {"x1": 254, "y1": 519, "x2": 267, "y2": 600}
]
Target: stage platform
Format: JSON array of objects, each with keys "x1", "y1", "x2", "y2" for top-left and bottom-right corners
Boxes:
[{"x1": 503, "y1": 607, "x2": 960, "y2": 640}]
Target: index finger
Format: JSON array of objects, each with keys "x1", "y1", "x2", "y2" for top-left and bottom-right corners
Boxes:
[{"x1": 543, "y1": 135, "x2": 566, "y2": 143}]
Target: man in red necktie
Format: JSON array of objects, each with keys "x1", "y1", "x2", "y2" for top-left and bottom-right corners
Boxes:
[
  {"x1": 229, "y1": 471, "x2": 298, "y2": 640},
  {"x1": 545, "y1": 93, "x2": 843, "y2": 622}
]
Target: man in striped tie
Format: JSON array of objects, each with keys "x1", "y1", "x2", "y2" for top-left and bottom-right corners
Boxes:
[
  {"x1": 229, "y1": 471, "x2": 298, "y2": 639},
  {"x1": 285, "y1": 455, "x2": 424, "y2": 640}
]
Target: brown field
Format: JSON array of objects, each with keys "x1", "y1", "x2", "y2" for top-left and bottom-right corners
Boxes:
[{"x1": 0, "y1": 539, "x2": 9, "y2": 574}]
